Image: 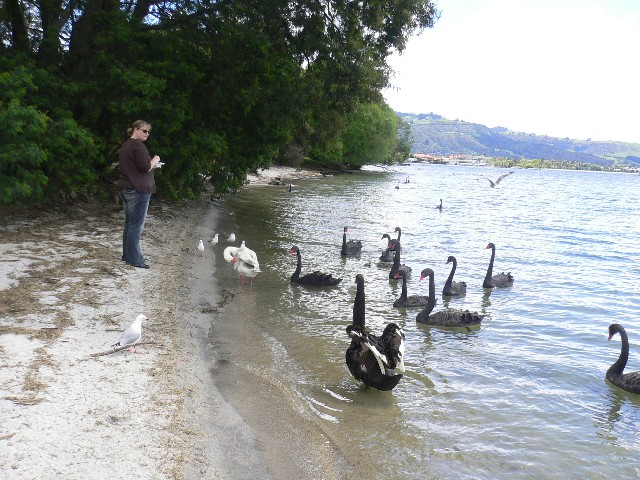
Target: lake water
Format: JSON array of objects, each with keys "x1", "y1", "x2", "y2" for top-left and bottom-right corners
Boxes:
[{"x1": 213, "y1": 164, "x2": 640, "y2": 479}]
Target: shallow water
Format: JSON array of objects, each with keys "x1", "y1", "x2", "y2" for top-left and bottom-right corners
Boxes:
[{"x1": 215, "y1": 164, "x2": 640, "y2": 479}]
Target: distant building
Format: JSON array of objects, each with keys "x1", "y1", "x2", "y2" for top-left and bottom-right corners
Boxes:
[{"x1": 411, "y1": 153, "x2": 487, "y2": 166}]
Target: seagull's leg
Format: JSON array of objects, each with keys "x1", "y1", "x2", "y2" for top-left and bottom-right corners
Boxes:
[{"x1": 239, "y1": 275, "x2": 244, "y2": 285}]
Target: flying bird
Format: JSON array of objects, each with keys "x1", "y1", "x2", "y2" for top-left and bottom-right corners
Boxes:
[
  {"x1": 112, "y1": 314, "x2": 147, "y2": 352},
  {"x1": 484, "y1": 171, "x2": 514, "y2": 187},
  {"x1": 197, "y1": 240, "x2": 205, "y2": 257}
]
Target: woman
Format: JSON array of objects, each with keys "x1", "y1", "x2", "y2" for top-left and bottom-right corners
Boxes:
[{"x1": 117, "y1": 120, "x2": 161, "y2": 269}]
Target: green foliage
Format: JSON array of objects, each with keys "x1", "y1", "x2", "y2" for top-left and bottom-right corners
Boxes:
[
  {"x1": 488, "y1": 157, "x2": 605, "y2": 171},
  {"x1": 395, "y1": 118, "x2": 413, "y2": 162},
  {"x1": 342, "y1": 102, "x2": 400, "y2": 167},
  {"x1": 40, "y1": 118, "x2": 101, "y2": 199},
  {"x1": 0, "y1": 60, "x2": 103, "y2": 204},
  {"x1": 0, "y1": 63, "x2": 49, "y2": 204},
  {"x1": 1, "y1": 0, "x2": 440, "y2": 203}
]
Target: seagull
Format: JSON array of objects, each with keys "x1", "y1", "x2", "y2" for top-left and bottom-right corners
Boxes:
[
  {"x1": 208, "y1": 233, "x2": 219, "y2": 248},
  {"x1": 227, "y1": 233, "x2": 236, "y2": 242},
  {"x1": 484, "y1": 171, "x2": 514, "y2": 188},
  {"x1": 197, "y1": 239, "x2": 205, "y2": 257},
  {"x1": 111, "y1": 314, "x2": 147, "y2": 352}
]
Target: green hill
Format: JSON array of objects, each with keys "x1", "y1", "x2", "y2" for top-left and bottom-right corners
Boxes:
[{"x1": 399, "y1": 113, "x2": 640, "y2": 166}]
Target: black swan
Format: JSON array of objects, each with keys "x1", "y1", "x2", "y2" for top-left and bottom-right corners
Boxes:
[
  {"x1": 379, "y1": 233, "x2": 395, "y2": 263},
  {"x1": 289, "y1": 245, "x2": 342, "y2": 286},
  {"x1": 484, "y1": 171, "x2": 514, "y2": 187},
  {"x1": 388, "y1": 239, "x2": 412, "y2": 279},
  {"x1": 606, "y1": 324, "x2": 640, "y2": 394},
  {"x1": 436, "y1": 199, "x2": 442, "y2": 211},
  {"x1": 394, "y1": 226, "x2": 402, "y2": 242},
  {"x1": 393, "y1": 269, "x2": 430, "y2": 308},
  {"x1": 341, "y1": 226, "x2": 362, "y2": 256},
  {"x1": 345, "y1": 274, "x2": 405, "y2": 391},
  {"x1": 416, "y1": 268, "x2": 483, "y2": 327},
  {"x1": 442, "y1": 255, "x2": 466, "y2": 297},
  {"x1": 483, "y1": 243, "x2": 514, "y2": 288}
]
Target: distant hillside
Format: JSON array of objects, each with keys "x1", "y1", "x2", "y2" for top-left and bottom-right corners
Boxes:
[{"x1": 398, "y1": 113, "x2": 640, "y2": 166}]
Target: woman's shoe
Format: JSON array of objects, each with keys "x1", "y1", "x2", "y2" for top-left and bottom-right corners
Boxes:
[{"x1": 127, "y1": 262, "x2": 150, "y2": 269}]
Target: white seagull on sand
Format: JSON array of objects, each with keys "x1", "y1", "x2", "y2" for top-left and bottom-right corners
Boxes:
[
  {"x1": 197, "y1": 239, "x2": 205, "y2": 257},
  {"x1": 208, "y1": 233, "x2": 219, "y2": 248},
  {"x1": 227, "y1": 233, "x2": 236, "y2": 242},
  {"x1": 112, "y1": 314, "x2": 147, "y2": 352}
]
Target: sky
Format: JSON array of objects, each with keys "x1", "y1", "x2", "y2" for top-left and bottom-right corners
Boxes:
[{"x1": 382, "y1": 0, "x2": 640, "y2": 143}]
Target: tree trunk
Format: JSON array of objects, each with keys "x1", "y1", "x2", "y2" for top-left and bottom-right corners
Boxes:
[
  {"x1": 37, "y1": 0, "x2": 64, "y2": 65},
  {"x1": 5, "y1": 0, "x2": 30, "y2": 51},
  {"x1": 68, "y1": 0, "x2": 117, "y2": 80}
]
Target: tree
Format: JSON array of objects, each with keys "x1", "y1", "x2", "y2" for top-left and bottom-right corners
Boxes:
[
  {"x1": 342, "y1": 102, "x2": 401, "y2": 167},
  {"x1": 0, "y1": 0, "x2": 440, "y2": 203}
]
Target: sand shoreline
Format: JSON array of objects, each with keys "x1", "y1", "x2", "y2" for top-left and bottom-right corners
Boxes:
[{"x1": 0, "y1": 167, "x2": 351, "y2": 479}]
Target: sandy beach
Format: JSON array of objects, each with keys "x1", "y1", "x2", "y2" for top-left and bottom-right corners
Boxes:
[{"x1": 0, "y1": 166, "x2": 352, "y2": 479}]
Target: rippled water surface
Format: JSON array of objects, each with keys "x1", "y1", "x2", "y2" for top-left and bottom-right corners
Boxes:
[{"x1": 216, "y1": 164, "x2": 640, "y2": 479}]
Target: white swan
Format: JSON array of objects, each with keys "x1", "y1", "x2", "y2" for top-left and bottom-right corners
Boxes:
[{"x1": 224, "y1": 241, "x2": 261, "y2": 284}]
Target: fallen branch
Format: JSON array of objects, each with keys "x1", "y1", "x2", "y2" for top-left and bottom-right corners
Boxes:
[{"x1": 89, "y1": 341, "x2": 154, "y2": 358}]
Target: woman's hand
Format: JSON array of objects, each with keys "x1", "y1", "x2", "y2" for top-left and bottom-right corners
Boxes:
[{"x1": 149, "y1": 155, "x2": 161, "y2": 171}]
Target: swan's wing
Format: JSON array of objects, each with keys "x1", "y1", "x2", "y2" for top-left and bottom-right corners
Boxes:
[
  {"x1": 238, "y1": 259, "x2": 261, "y2": 274},
  {"x1": 396, "y1": 334, "x2": 406, "y2": 372},
  {"x1": 237, "y1": 259, "x2": 261, "y2": 276},
  {"x1": 362, "y1": 341, "x2": 390, "y2": 375},
  {"x1": 239, "y1": 249, "x2": 259, "y2": 266},
  {"x1": 495, "y1": 171, "x2": 514, "y2": 184},
  {"x1": 388, "y1": 326, "x2": 405, "y2": 372}
]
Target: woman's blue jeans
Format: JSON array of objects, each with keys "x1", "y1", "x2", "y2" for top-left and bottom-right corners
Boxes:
[{"x1": 119, "y1": 188, "x2": 151, "y2": 265}]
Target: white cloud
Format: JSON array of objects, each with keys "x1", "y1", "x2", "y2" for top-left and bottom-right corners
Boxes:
[{"x1": 383, "y1": 0, "x2": 640, "y2": 143}]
